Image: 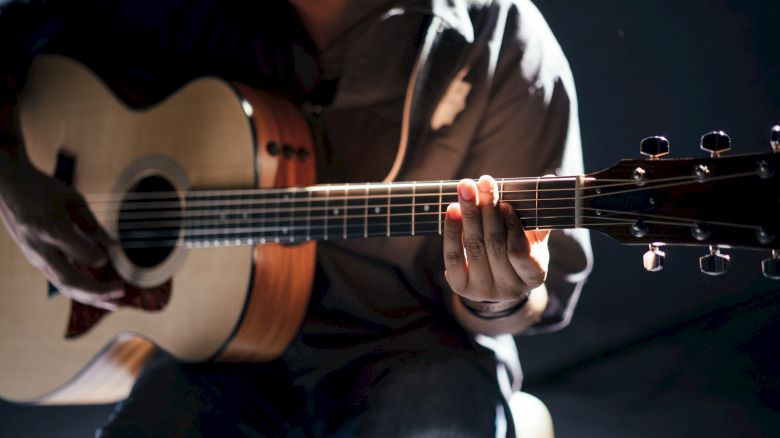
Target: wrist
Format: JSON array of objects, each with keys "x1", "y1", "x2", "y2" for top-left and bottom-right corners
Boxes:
[
  {"x1": 452, "y1": 285, "x2": 548, "y2": 336},
  {"x1": 458, "y1": 295, "x2": 529, "y2": 320}
]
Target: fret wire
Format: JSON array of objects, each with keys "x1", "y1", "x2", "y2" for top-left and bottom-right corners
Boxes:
[
  {"x1": 306, "y1": 190, "x2": 312, "y2": 241},
  {"x1": 363, "y1": 186, "x2": 368, "y2": 238},
  {"x1": 386, "y1": 186, "x2": 391, "y2": 237},
  {"x1": 437, "y1": 180, "x2": 443, "y2": 235},
  {"x1": 535, "y1": 177, "x2": 541, "y2": 229},
  {"x1": 324, "y1": 188, "x2": 329, "y2": 241},
  {"x1": 343, "y1": 186, "x2": 348, "y2": 240},
  {"x1": 411, "y1": 182, "x2": 416, "y2": 236},
  {"x1": 287, "y1": 192, "x2": 294, "y2": 243}
]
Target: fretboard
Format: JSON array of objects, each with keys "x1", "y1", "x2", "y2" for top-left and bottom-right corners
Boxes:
[
  {"x1": 115, "y1": 177, "x2": 580, "y2": 249},
  {"x1": 176, "y1": 177, "x2": 579, "y2": 248}
]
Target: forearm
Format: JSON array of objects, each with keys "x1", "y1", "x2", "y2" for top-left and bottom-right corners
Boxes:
[{"x1": 452, "y1": 284, "x2": 549, "y2": 337}]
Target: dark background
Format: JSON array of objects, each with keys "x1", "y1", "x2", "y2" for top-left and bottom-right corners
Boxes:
[{"x1": 1, "y1": 0, "x2": 779, "y2": 436}]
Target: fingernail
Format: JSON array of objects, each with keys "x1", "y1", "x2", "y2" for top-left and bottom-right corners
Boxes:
[
  {"x1": 446, "y1": 203, "x2": 461, "y2": 220},
  {"x1": 478, "y1": 176, "x2": 492, "y2": 192},
  {"x1": 458, "y1": 180, "x2": 474, "y2": 202}
]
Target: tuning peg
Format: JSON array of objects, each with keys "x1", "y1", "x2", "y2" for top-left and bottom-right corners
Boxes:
[
  {"x1": 700, "y1": 131, "x2": 731, "y2": 157},
  {"x1": 699, "y1": 245, "x2": 730, "y2": 276},
  {"x1": 771, "y1": 125, "x2": 779, "y2": 153},
  {"x1": 762, "y1": 250, "x2": 780, "y2": 280},
  {"x1": 643, "y1": 244, "x2": 666, "y2": 272},
  {"x1": 640, "y1": 136, "x2": 670, "y2": 160}
]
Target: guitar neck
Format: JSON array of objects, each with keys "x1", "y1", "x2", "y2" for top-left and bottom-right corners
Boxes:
[{"x1": 172, "y1": 177, "x2": 581, "y2": 247}]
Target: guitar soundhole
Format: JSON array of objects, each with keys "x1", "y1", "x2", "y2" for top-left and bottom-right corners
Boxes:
[{"x1": 117, "y1": 175, "x2": 181, "y2": 268}]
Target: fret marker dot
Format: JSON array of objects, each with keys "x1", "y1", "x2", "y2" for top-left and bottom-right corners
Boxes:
[
  {"x1": 234, "y1": 239, "x2": 241, "y2": 245},
  {"x1": 260, "y1": 238, "x2": 266, "y2": 244},
  {"x1": 374, "y1": 207, "x2": 381, "y2": 214},
  {"x1": 284, "y1": 194, "x2": 290, "y2": 199},
  {"x1": 333, "y1": 208, "x2": 340, "y2": 216},
  {"x1": 424, "y1": 205, "x2": 430, "y2": 212},
  {"x1": 282, "y1": 227, "x2": 289, "y2": 234},
  {"x1": 242, "y1": 213, "x2": 249, "y2": 219}
]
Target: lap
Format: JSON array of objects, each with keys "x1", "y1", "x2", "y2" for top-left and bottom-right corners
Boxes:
[{"x1": 97, "y1": 350, "x2": 506, "y2": 437}]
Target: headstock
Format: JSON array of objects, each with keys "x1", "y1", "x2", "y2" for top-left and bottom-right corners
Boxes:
[{"x1": 581, "y1": 127, "x2": 780, "y2": 279}]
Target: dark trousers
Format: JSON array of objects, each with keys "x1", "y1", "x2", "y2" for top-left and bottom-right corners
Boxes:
[{"x1": 96, "y1": 350, "x2": 509, "y2": 437}]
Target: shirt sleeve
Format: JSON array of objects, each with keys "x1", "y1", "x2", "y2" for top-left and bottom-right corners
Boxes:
[{"x1": 463, "y1": 0, "x2": 593, "y2": 333}]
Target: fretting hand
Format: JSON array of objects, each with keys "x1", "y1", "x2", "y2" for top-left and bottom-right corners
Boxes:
[{"x1": 443, "y1": 175, "x2": 550, "y2": 328}]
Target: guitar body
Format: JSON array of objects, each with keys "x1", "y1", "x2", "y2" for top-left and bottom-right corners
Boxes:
[{"x1": 0, "y1": 56, "x2": 316, "y2": 404}]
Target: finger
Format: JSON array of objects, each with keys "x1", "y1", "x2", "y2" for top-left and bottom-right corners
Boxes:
[
  {"x1": 478, "y1": 176, "x2": 523, "y2": 299},
  {"x1": 47, "y1": 224, "x2": 107, "y2": 268},
  {"x1": 40, "y1": 247, "x2": 124, "y2": 300},
  {"x1": 63, "y1": 195, "x2": 112, "y2": 267},
  {"x1": 504, "y1": 208, "x2": 547, "y2": 288},
  {"x1": 443, "y1": 203, "x2": 467, "y2": 293},
  {"x1": 457, "y1": 179, "x2": 492, "y2": 291}
]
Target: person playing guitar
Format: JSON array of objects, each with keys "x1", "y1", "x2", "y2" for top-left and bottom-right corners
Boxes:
[{"x1": 0, "y1": 0, "x2": 591, "y2": 435}]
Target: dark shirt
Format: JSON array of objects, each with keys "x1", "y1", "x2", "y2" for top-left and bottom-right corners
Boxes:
[{"x1": 0, "y1": 0, "x2": 592, "y2": 391}]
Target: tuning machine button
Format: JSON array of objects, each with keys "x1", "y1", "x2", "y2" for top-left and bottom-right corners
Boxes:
[
  {"x1": 700, "y1": 131, "x2": 731, "y2": 157},
  {"x1": 771, "y1": 125, "x2": 780, "y2": 153},
  {"x1": 643, "y1": 244, "x2": 666, "y2": 272},
  {"x1": 762, "y1": 251, "x2": 780, "y2": 280},
  {"x1": 640, "y1": 136, "x2": 670, "y2": 160},
  {"x1": 699, "y1": 245, "x2": 730, "y2": 276}
]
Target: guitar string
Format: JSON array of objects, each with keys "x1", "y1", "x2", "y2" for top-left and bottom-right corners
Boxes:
[
  {"x1": 582, "y1": 207, "x2": 762, "y2": 231},
  {"x1": 580, "y1": 171, "x2": 758, "y2": 200},
  {"x1": 88, "y1": 188, "x2": 570, "y2": 212},
  {"x1": 102, "y1": 196, "x2": 563, "y2": 218},
  {"x1": 112, "y1": 216, "x2": 766, "y2": 247},
  {"x1": 117, "y1": 213, "x2": 738, "y2": 249},
  {"x1": 116, "y1": 211, "x2": 588, "y2": 239},
  {"x1": 83, "y1": 172, "x2": 716, "y2": 209},
  {"x1": 116, "y1": 216, "x2": 638, "y2": 249},
  {"x1": 87, "y1": 170, "x2": 755, "y2": 214},
  {"x1": 102, "y1": 171, "x2": 762, "y2": 233},
  {"x1": 84, "y1": 171, "x2": 722, "y2": 202},
  {"x1": 111, "y1": 202, "x2": 767, "y2": 236},
  {"x1": 116, "y1": 209, "x2": 719, "y2": 242},
  {"x1": 117, "y1": 206, "x2": 574, "y2": 231},
  {"x1": 117, "y1": 204, "x2": 575, "y2": 229},
  {"x1": 82, "y1": 176, "x2": 579, "y2": 201}
]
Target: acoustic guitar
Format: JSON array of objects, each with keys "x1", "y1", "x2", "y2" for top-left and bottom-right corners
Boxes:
[{"x1": 1, "y1": 56, "x2": 778, "y2": 407}]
